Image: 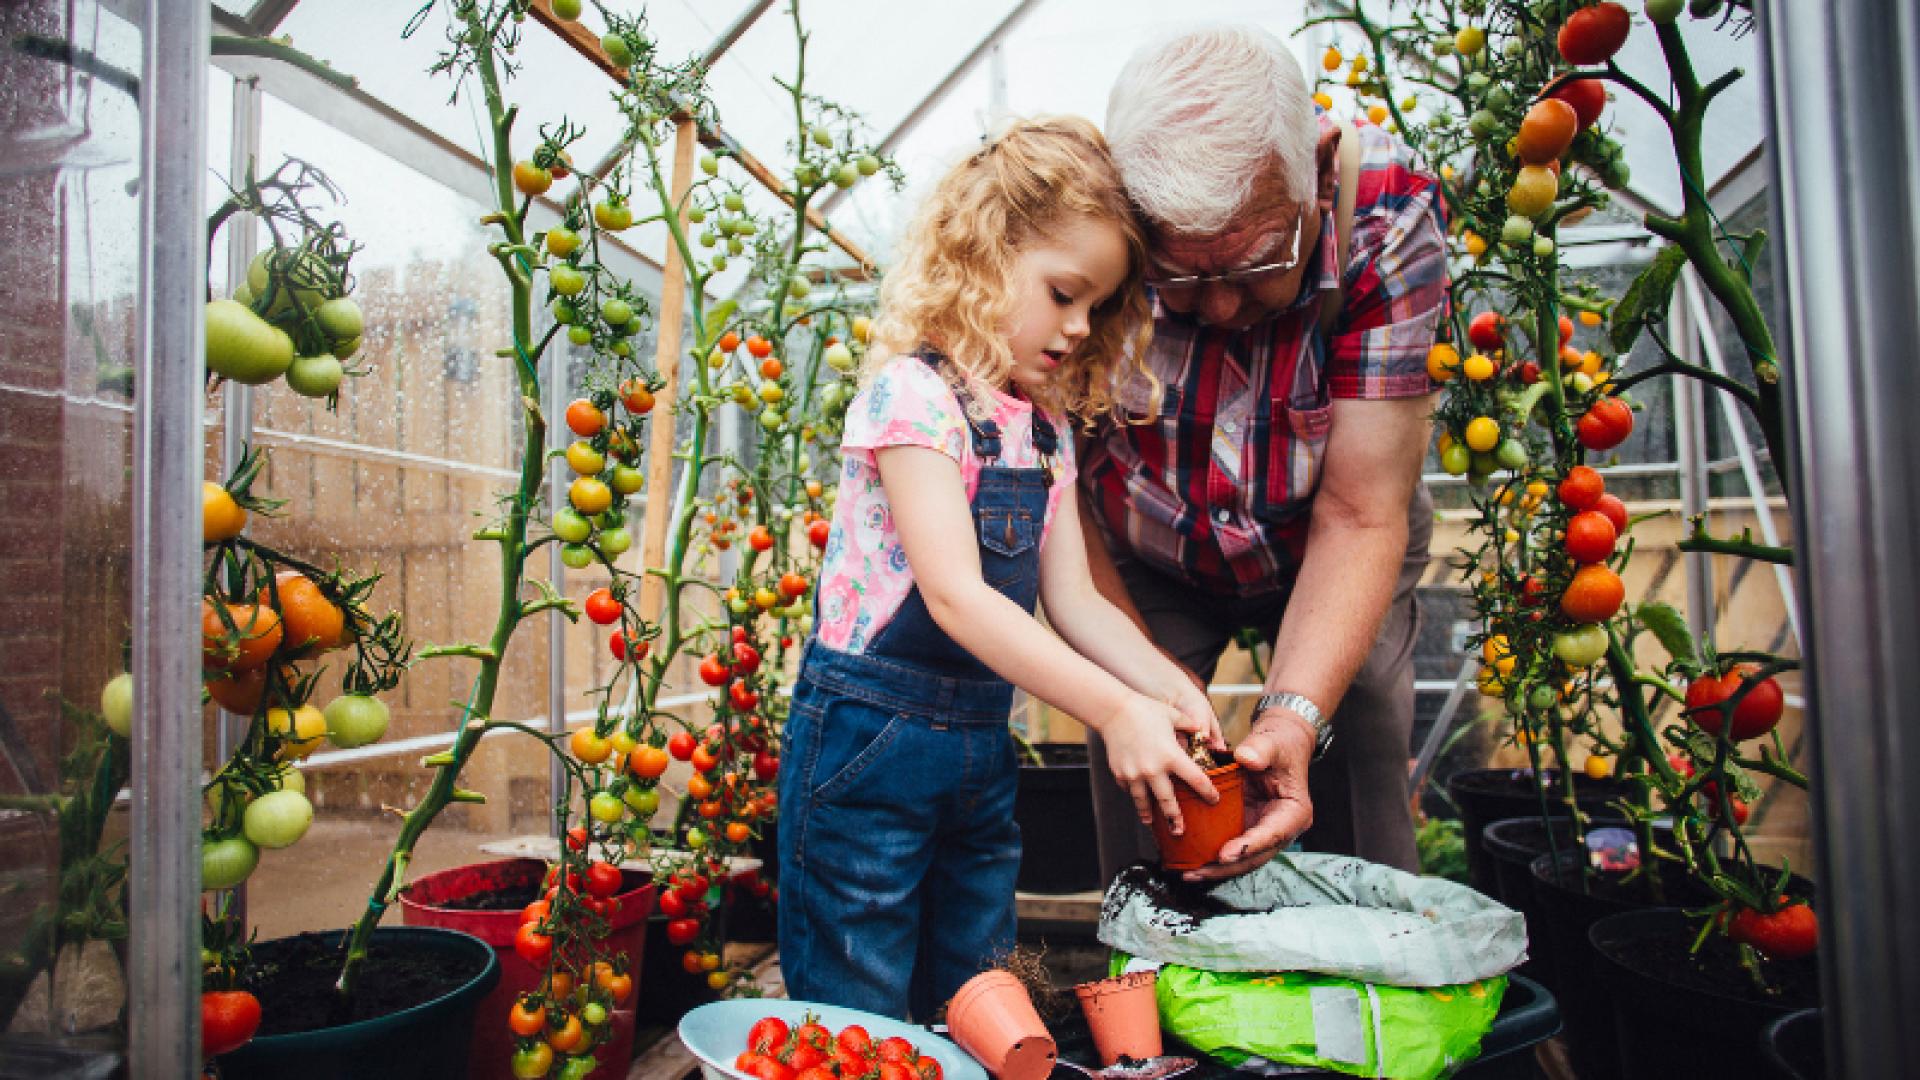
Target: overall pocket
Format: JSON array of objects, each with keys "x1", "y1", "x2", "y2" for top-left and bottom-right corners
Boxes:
[
  {"x1": 976, "y1": 506, "x2": 1037, "y2": 587},
  {"x1": 810, "y1": 696, "x2": 910, "y2": 804}
]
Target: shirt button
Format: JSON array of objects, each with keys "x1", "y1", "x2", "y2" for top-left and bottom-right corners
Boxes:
[
  {"x1": 1215, "y1": 509, "x2": 1231, "y2": 525},
  {"x1": 1221, "y1": 421, "x2": 1237, "y2": 434}
]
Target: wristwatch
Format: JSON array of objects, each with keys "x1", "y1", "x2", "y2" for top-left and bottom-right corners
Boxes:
[{"x1": 1255, "y1": 692, "x2": 1332, "y2": 761}]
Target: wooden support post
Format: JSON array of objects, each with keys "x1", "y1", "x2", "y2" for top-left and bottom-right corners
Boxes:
[{"x1": 636, "y1": 117, "x2": 697, "y2": 626}]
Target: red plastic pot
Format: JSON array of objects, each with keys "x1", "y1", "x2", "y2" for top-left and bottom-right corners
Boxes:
[{"x1": 400, "y1": 857, "x2": 656, "y2": 1080}]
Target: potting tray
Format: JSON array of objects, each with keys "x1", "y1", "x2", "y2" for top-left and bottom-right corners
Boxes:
[{"x1": 1035, "y1": 973, "x2": 1558, "y2": 1079}]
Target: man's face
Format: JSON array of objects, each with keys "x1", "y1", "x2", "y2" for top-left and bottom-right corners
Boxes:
[{"x1": 1147, "y1": 166, "x2": 1322, "y2": 331}]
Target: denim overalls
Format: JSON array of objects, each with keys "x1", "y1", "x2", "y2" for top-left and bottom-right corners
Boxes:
[{"x1": 778, "y1": 353, "x2": 1058, "y2": 1020}]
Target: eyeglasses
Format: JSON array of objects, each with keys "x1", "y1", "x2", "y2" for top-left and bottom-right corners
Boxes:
[{"x1": 1144, "y1": 213, "x2": 1306, "y2": 290}]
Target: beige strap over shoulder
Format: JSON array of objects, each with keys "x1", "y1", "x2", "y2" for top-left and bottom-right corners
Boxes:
[{"x1": 1317, "y1": 118, "x2": 1363, "y2": 339}]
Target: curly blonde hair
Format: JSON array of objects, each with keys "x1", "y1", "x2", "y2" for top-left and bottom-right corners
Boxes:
[{"x1": 866, "y1": 115, "x2": 1155, "y2": 421}]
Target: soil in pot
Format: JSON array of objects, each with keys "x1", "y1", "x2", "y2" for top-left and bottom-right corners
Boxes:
[
  {"x1": 247, "y1": 931, "x2": 486, "y2": 1035},
  {"x1": 1446, "y1": 768, "x2": 1631, "y2": 899},
  {"x1": 1591, "y1": 907, "x2": 1821, "y2": 1080},
  {"x1": 1015, "y1": 742, "x2": 1102, "y2": 894}
]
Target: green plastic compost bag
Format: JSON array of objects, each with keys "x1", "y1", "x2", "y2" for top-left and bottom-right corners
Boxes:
[
  {"x1": 1110, "y1": 951, "x2": 1506, "y2": 1079},
  {"x1": 1097, "y1": 853, "x2": 1529, "y2": 1079}
]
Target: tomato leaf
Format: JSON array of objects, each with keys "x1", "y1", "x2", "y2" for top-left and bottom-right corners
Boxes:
[
  {"x1": 1637, "y1": 600, "x2": 1698, "y2": 668},
  {"x1": 1610, "y1": 244, "x2": 1687, "y2": 354},
  {"x1": 702, "y1": 299, "x2": 739, "y2": 344}
]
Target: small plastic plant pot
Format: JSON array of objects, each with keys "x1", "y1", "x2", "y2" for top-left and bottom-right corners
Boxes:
[
  {"x1": 1073, "y1": 970, "x2": 1162, "y2": 1066},
  {"x1": 947, "y1": 970, "x2": 1058, "y2": 1080},
  {"x1": 1148, "y1": 760, "x2": 1245, "y2": 871}
]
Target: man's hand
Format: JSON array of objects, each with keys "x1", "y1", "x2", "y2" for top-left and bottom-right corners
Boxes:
[{"x1": 1181, "y1": 709, "x2": 1316, "y2": 883}]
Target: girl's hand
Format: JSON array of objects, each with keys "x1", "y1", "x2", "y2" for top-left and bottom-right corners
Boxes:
[
  {"x1": 1167, "y1": 682, "x2": 1226, "y2": 753},
  {"x1": 1104, "y1": 694, "x2": 1219, "y2": 836}
]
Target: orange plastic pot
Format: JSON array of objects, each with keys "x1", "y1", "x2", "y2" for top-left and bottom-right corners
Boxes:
[
  {"x1": 1148, "y1": 760, "x2": 1245, "y2": 871},
  {"x1": 946, "y1": 970, "x2": 1057, "y2": 1080},
  {"x1": 1073, "y1": 970, "x2": 1161, "y2": 1066}
]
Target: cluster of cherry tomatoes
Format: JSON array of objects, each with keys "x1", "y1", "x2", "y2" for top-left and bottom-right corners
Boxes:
[
  {"x1": 507, "y1": 852, "x2": 637, "y2": 1079},
  {"x1": 736, "y1": 1014, "x2": 944, "y2": 1080}
]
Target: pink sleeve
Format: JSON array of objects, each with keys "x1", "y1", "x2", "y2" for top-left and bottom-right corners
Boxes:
[{"x1": 841, "y1": 357, "x2": 970, "y2": 463}]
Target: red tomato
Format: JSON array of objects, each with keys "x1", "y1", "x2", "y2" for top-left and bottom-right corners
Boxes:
[
  {"x1": 794, "y1": 1069, "x2": 838, "y2": 1080},
  {"x1": 610, "y1": 630, "x2": 646, "y2": 661},
  {"x1": 836, "y1": 1025, "x2": 875, "y2": 1059},
  {"x1": 1594, "y1": 493, "x2": 1629, "y2": 535},
  {"x1": 521, "y1": 899, "x2": 550, "y2": 925},
  {"x1": 668, "y1": 731, "x2": 697, "y2": 760},
  {"x1": 745, "y1": 1057, "x2": 797, "y2": 1080},
  {"x1": 915, "y1": 1057, "x2": 943, "y2": 1080},
  {"x1": 748, "y1": 1015, "x2": 791, "y2": 1056},
  {"x1": 746, "y1": 335, "x2": 774, "y2": 359},
  {"x1": 1558, "y1": 465, "x2": 1605, "y2": 510},
  {"x1": 565, "y1": 398, "x2": 604, "y2": 437},
  {"x1": 1577, "y1": 398, "x2": 1635, "y2": 451},
  {"x1": 1728, "y1": 902, "x2": 1818, "y2": 960},
  {"x1": 753, "y1": 750, "x2": 780, "y2": 782},
  {"x1": 1559, "y1": 2, "x2": 1632, "y2": 66},
  {"x1": 879, "y1": 1063, "x2": 916, "y2": 1080},
  {"x1": 659, "y1": 889, "x2": 688, "y2": 918},
  {"x1": 1685, "y1": 664, "x2": 1786, "y2": 740},
  {"x1": 584, "y1": 587, "x2": 621, "y2": 625},
  {"x1": 808, "y1": 519, "x2": 831, "y2": 548},
  {"x1": 719, "y1": 331, "x2": 742, "y2": 353},
  {"x1": 831, "y1": 1046, "x2": 870, "y2": 1077},
  {"x1": 749, "y1": 525, "x2": 774, "y2": 552},
  {"x1": 1699, "y1": 780, "x2": 1751, "y2": 825},
  {"x1": 876, "y1": 1037, "x2": 916, "y2": 1064},
  {"x1": 778, "y1": 572, "x2": 810, "y2": 599},
  {"x1": 699, "y1": 654, "x2": 731, "y2": 686},
  {"x1": 585, "y1": 860, "x2": 622, "y2": 897},
  {"x1": 665, "y1": 917, "x2": 701, "y2": 945},
  {"x1": 794, "y1": 1020, "x2": 833, "y2": 1053},
  {"x1": 565, "y1": 826, "x2": 588, "y2": 851},
  {"x1": 1564, "y1": 510, "x2": 1618, "y2": 564},
  {"x1": 733, "y1": 642, "x2": 762, "y2": 674},
  {"x1": 202, "y1": 989, "x2": 262, "y2": 1057},
  {"x1": 513, "y1": 922, "x2": 553, "y2": 967},
  {"x1": 1467, "y1": 310, "x2": 1505, "y2": 351},
  {"x1": 1549, "y1": 77, "x2": 1609, "y2": 129},
  {"x1": 729, "y1": 680, "x2": 760, "y2": 713},
  {"x1": 692, "y1": 744, "x2": 720, "y2": 772},
  {"x1": 1558, "y1": 314, "x2": 1575, "y2": 346}
]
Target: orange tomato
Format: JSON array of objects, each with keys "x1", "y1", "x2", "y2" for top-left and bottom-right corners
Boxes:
[
  {"x1": 508, "y1": 998, "x2": 546, "y2": 1037},
  {"x1": 261, "y1": 572, "x2": 346, "y2": 656},
  {"x1": 603, "y1": 972, "x2": 633, "y2": 1004},
  {"x1": 726, "y1": 822, "x2": 751, "y2": 843},
  {"x1": 565, "y1": 399, "x2": 605, "y2": 437},
  {"x1": 1516, "y1": 98, "x2": 1579, "y2": 165},
  {"x1": 628, "y1": 745, "x2": 670, "y2": 779},
  {"x1": 1560, "y1": 564, "x2": 1625, "y2": 623},
  {"x1": 546, "y1": 1012, "x2": 583, "y2": 1053},
  {"x1": 687, "y1": 774, "x2": 714, "y2": 800},
  {"x1": 205, "y1": 666, "x2": 271, "y2": 715},
  {"x1": 570, "y1": 727, "x2": 613, "y2": 764},
  {"x1": 759, "y1": 358, "x2": 783, "y2": 380},
  {"x1": 202, "y1": 600, "x2": 283, "y2": 672},
  {"x1": 718, "y1": 331, "x2": 741, "y2": 352}
]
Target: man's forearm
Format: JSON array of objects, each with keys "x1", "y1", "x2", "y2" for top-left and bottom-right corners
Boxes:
[{"x1": 1264, "y1": 513, "x2": 1407, "y2": 716}]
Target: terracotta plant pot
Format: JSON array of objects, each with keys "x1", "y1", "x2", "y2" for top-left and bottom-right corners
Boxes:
[
  {"x1": 1148, "y1": 760, "x2": 1245, "y2": 871},
  {"x1": 1073, "y1": 970, "x2": 1161, "y2": 1066},
  {"x1": 946, "y1": 970, "x2": 1057, "y2": 1080}
]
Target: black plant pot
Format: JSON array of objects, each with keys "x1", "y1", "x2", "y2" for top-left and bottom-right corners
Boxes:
[
  {"x1": 1590, "y1": 908, "x2": 1821, "y2": 1080},
  {"x1": 1446, "y1": 768, "x2": 1629, "y2": 899},
  {"x1": 1760, "y1": 1008, "x2": 1825, "y2": 1079},
  {"x1": 1481, "y1": 816, "x2": 1616, "y2": 988},
  {"x1": 1013, "y1": 742, "x2": 1101, "y2": 894}
]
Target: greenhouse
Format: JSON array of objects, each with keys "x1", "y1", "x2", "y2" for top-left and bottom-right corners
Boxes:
[{"x1": 0, "y1": 0, "x2": 1913, "y2": 1077}]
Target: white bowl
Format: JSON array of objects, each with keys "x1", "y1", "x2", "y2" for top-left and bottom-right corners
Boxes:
[{"x1": 678, "y1": 998, "x2": 988, "y2": 1080}]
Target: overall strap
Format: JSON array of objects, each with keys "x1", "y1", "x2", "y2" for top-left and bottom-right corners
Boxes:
[
  {"x1": 919, "y1": 350, "x2": 1008, "y2": 462},
  {"x1": 1317, "y1": 117, "x2": 1364, "y2": 339}
]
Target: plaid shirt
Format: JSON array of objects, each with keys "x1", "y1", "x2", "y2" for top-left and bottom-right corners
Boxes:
[{"x1": 1084, "y1": 115, "x2": 1449, "y2": 596}]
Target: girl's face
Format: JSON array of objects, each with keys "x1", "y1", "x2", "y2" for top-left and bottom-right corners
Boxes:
[{"x1": 1005, "y1": 215, "x2": 1131, "y2": 396}]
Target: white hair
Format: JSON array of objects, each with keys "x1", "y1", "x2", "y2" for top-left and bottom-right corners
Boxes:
[{"x1": 1106, "y1": 25, "x2": 1318, "y2": 235}]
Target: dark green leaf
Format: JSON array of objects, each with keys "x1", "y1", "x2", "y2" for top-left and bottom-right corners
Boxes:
[
  {"x1": 1611, "y1": 244, "x2": 1688, "y2": 353},
  {"x1": 1638, "y1": 601, "x2": 1698, "y2": 668}
]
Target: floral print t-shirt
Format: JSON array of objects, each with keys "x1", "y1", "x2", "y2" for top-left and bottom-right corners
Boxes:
[{"x1": 814, "y1": 355, "x2": 1078, "y2": 654}]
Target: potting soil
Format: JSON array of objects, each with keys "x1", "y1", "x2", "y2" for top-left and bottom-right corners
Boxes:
[{"x1": 246, "y1": 932, "x2": 489, "y2": 1035}]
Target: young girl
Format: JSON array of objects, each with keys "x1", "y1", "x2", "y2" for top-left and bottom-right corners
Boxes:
[{"x1": 779, "y1": 116, "x2": 1224, "y2": 1020}]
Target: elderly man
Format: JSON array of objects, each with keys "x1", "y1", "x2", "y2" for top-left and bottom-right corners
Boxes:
[{"x1": 1080, "y1": 25, "x2": 1448, "y2": 881}]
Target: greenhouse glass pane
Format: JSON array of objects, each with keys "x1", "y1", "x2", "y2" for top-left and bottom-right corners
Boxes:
[
  {"x1": 0, "y1": 0, "x2": 141, "y2": 1061},
  {"x1": 238, "y1": 94, "x2": 555, "y2": 940},
  {"x1": 279, "y1": 0, "x2": 636, "y2": 167}
]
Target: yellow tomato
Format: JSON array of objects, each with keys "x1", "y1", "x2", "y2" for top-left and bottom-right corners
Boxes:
[
  {"x1": 1477, "y1": 668, "x2": 1506, "y2": 697},
  {"x1": 1579, "y1": 310, "x2": 1604, "y2": 327},
  {"x1": 268, "y1": 705, "x2": 327, "y2": 762},
  {"x1": 203, "y1": 482, "x2": 246, "y2": 541},
  {"x1": 1322, "y1": 47, "x2": 1342, "y2": 71},
  {"x1": 569, "y1": 476, "x2": 612, "y2": 514},
  {"x1": 1350, "y1": 53, "x2": 1369, "y2": 73},
  {"x1": 1463, "y1": 353, "x2": 1496, "y2": 381},
  {"x1": 1585, "y1": 754, "x2": 1614, "y2": 780},
  {"x1": 852, "y1": 315, "x2": 872, "y2": 344},
  {"x1": 1465, "y1": 416, "x2": 1502, "y2": 452},
  {"x1": 1580, "y1": 350, "x2": 1604, "y2": 376},
  {"x1": 1507, "y1": 165, "x2": 1559, "y2": 218},
  {"x1": 1313, "y1": 91, "x2": 1335, "y2": 110},
  {"x1": 1455, "y1": 26, "x2": 1486, "y2": 56},
  {"x1": 1426, "y1": 343, "x2": 1460, "y2": 382},
  {"x1": 1463, "y1": 231, "x2": 1489, "y2": 258},
  {"x1": 1368, "y1": 104, "x2": 1390, "y2": 125},
  {"x1": 1345, "y1": 68, "x2": 1364, "y2": 87},
  {"x1": 566, "y1": 440, "x2": 605, "y2": 476}
]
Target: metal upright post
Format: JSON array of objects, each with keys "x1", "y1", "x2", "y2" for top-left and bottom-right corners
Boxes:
[
  {"x1": 1758, "y1": 1, "x2": 1920, "y2": 1072},
  {"x1": 130, "y1": 1, "x2": 208, "y2": 1073},
  {"x1": 1669, "y1": 289, "x2": 1716, "y2": 643},
  {"x1": 548, "y1": 303, "x2": 569, "y2": 832}
]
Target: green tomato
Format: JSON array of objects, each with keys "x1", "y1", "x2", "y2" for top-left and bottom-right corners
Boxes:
[
  {"x1": 324, "y1": 694, "x2": 390, "y2": 749},
  {"x1": 723, "y1": 193, "x2": 745, "y2": 212},
  {"x1": 330, "y1": 334, "x2": 361, "y2": 360},
  {"x1": 551, "y1": 298, "x2": 578, "y2": 325},
  {"x1": 1500, "y1": 215, "x2": 1535, "y2": 246},
  {"x1": 1467, "y1": 110, "x2": 1501, "y2": 140},
  {"x1": 710, "y1": 255, "x2": 728, "y2": 272},
  {"x1": 568, "y1": 325, "x2": 594, "y2": 346},
  {"x1": 554, "y1": 508, "x2": 593, "y2": 543},
  {"x1": 1528, "y1": 685, "x2": 1560, "y2": 711},
  {"x1": 794, "y1": 164, "x2": 819, "y2": 188},
  {"x1": 832, "y1": 164, "x2": 859, "y2": 189},
  {"x1": 1486, "y1": 86, "x2": 1513, "y2": 112},
  {"x1": 589, "y1": 791, "x2": 625, "y2": 823},
  {"x1": 758, "y1": 409, "x2": 784, "y2": 432},
  {"x1": 582, "y1": 1002, "x2": 609, "y2": 1027},
  {"x1": 557, "y1": 1058, "x2": 597, "y2": 1080},
  {"x1": 1439, "y1": 444, "x2": 1471, "y2": 476},
  {"x1": 1553, "y1": 625, "x2": 1609, "y2": 667},
  {"x1": 101, "y1": 673, "x2": 133, "y2": 738},
  {"x1": 550, "y1": 265, "x2": 587, "y2": 296},
  {"x1": 810, "y1": 125, "x2": 834, "y2": 148},
  {"x1": 727, "y1": 237, "x2": 744, "y2": 256},
  {"x1": 1533, "y1": 236, "x2": 1556, "y2": 257},
  {"x1": 736, "y1": 219, "x2": 757, "y2": 236},
  {"x1": 598, "y1": 526, "x2": 632, "y2": 557},
  {"x1": 205, "y1": 299, "x2": 294, "y2": 385},
  {"x1": 602, "y1": 297, "x2": 633, "y2": 326},
  {"x1": 857, "y1": 154, "x2": 881, "y2": 177},
  {"x1": 687, "y1": 206, "x2": 707, "y2": 224},
  {"x1": 624, "y1": 785, "x2": 660, "y2": 816},
  {"x1": 561, "y1": 543, "x2": 594, "y2": 570},
  {"x1": 552, "y1": 0, "x2": 582, "y2": 18},
  {"x1": 247, "y1": 248, "x2": 330, "y2": 316},
  {"x1": 201, "y1": 835, "x2": 259, "y2": 891},
  {"x1": 824, "y1": 340, "x2": 857, "y2": 372},
  {"x1": 685, "y1": 826, "x2": 708, "y2": 850},
  {"x1": 315, "y1": 296, "x2": 364, "y2": 341},
  {"x1": 700, "y1": 153, "x2": 720, "y2": 177},
  {"x1": 1465, "y1": 73, "x2": 1491, "y2": 95},
  {"x1": 285, "y1": 353, "x2": 345, "y2": 399},
  {"x1": 269, "y1": 763, "x2": 305, "y2": 795},
  {"x1": 1495, "y1": 438, "x2": 1530, "y2": 471},
  {"x1": 231, "y1": 281, "x2": 255, "y2": 307},
  {"x1": 728, "y1": 597, "x2": 751, "y2": 616},
  {"x1": 786, "y1": 275, "x2": 811, "y2": 299},
  {"x1": 1646, "y1": 0, "x2": 1685, "y2": 21},
  {"x1": 698, "y1": 230, "x2": 717, "y2": 248},
  {"x1": 610, "y1": 464, "x2": 645, "y2": 495},
  {"x1": 601, "y1": 34, "x2": 633, "y2": 68},
  {"x1": 242, "y1": 789, "x2": 313, "y2": 850}
]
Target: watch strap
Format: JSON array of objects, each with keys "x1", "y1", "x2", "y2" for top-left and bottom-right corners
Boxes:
[{"x1": 1255, "y1": 692, "x2": 1332, "y2": 760}]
